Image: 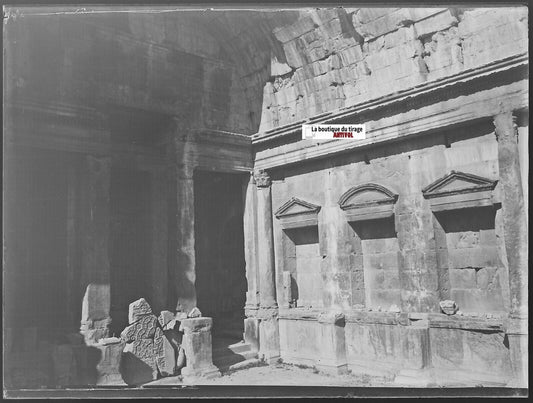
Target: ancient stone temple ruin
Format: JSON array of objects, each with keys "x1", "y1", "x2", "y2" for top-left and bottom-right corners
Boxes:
[{"x1": 3, "y1": 6, "x2": 528, "y2": 389}]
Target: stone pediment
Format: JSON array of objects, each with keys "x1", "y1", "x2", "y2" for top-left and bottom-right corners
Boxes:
[
  {"x1": 275, "y1": 197, "x2": 321, "y2": 229},
  {"x1": 422, "y1": 171, "x2": 498, "y2": 211},
  {"x1": 338, "y1": 183, "x2": 398, "y2": 222}
]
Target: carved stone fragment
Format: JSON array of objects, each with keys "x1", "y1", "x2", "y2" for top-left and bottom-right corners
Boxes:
[
  {"x1": 439, "y1": 300, "x2": 458, "y2": 315},
  {"x1": 128, "y1": 298, "x2": 153, "y2": 324}
]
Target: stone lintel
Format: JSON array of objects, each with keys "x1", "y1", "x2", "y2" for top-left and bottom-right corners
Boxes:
[
  {"x1": 428, "y1": 191, "x2": 496, "y2": 211},
  {"x1": 344, "y1": 204, "x2": 395, "y2": 222}
]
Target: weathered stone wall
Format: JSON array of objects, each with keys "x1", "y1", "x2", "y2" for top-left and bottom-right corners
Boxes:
[
  {"x1": 271, "y1": 122, "x2": 503, "y2": 314},
  {"x1": 260, "y1": 7, "x2": 528, "y2": 131}
]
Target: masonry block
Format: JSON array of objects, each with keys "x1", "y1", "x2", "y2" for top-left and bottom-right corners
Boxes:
[{"x1": 179, "y1": 317, "x2": 220, "y2": 379}]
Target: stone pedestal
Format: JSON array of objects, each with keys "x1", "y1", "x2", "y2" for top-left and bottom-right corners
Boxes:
[
  {"x1": 244, "y1": 317, "x2": 260, "y2": 352},
  {"x1": 179, "y1": 318, "x2": 220, "y2": 379},
  {"x1": 393, "y1": 325, "x2": 433, "y2": 386},
  {"x1": 316, "y1": 312, "x2": 348, "y2": 375},
  {"x1": 257, "y1": 309, "x2": 280, "y2": 364},
  {"x1": 94, "y1": 338, "x2": 126, "y2": 386}
]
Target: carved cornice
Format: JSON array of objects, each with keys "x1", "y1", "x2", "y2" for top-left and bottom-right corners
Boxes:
[
  {"x1": 254, "y1": 169, "x2": 272, "y2": 188},
  {"x1": 422, "y1": 171, "x2": 498, "y2": 212},
  {"x1": 422, "y1": 171, "x2": 497, "y2": 198},
  {"x1": 275, "y1": 197, "x2": 321, "y2": 229},
  {"x1": 275, "y1": 197, "x2": 321, "y2": 218}
]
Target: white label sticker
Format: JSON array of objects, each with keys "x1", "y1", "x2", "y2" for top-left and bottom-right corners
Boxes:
[{"x1": 302, "y1": 124, "x2": 366, "y2": 140}]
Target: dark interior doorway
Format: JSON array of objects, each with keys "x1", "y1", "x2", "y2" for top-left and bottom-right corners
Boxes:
[
  {"x1": 109, "y1": 166, "x2": 152, "y2": 335},
  {"x1": 194, "y1": 170, "x2": 247, "y2": 342}
]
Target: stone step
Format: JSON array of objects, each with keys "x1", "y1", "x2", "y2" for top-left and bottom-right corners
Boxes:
[
  {"x1": 226, "y1": 358, "x2": 262, "y2": 372},
  {"x1": 213, "y1": 353, "x2": 260, "y2": 372},
  {"x1": 212, "y1": 340, "x2": 258, "y2": 370}
]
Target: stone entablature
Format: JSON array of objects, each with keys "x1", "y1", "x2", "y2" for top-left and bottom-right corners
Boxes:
[
  {"x1": 252, "y1": 54, "x2": 528, "y2": 170},
  {"x1": 422, "y1": 171, "x2": 498, "y2": 211}
]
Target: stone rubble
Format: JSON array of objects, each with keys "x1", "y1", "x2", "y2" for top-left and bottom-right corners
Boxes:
[{"x1": 120, "y1": 298, "x2": 188, "y2": 385}]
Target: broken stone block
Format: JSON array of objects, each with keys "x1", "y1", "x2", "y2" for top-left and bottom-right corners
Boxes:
[
  {"x1": 153, "y1": 327, "x2": 176, "y2": 377},
  {"x1": 158, "y1": 310, "x2": 176, "y2": 328},
  {"x1": 121, "y1": 315, "x2": 158, "y2": 342},
  {"x1": 440, "y1": 300, "x2": 458, "y2": 315},
  {"x1": 187, "y1": 307, "x2": 202, "y2": 318},
  {"x1": 175, "y1": 311, "x2": 188, "y2": 321},
  {"x1": 128, "y1": 298, "x2": 153, "y2": 324},
  {"x1": 121, "y1": 339, "x2": 158, "y2": 385}
]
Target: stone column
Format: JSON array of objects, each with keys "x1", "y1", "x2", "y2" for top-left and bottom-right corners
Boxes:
[
  {"x1": 149, "y1": 166, "x2": 169, "y2": 313},
  {"x1": 175, "y1": 163, "x2": 197, "y2": 313},
  {"x1": 254, "y1": 169, "x2": 280, "y2": 363},
  {"x1": 494, "y1": 112, "x2": 528, "y2": 387},
  {"x1": 79, "y1": 155, "x2": 112, "y2": 343},
  {"x1": 243, "y1": 171, "x2": 260, "y2": 350},
  {"x1": 255, "y1": 169, "x2": 277, "y2": 309}
]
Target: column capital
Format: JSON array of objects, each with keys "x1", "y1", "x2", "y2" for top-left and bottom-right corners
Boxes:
[
  {"x1": 254, "y1": 169, "x2": 272, "y2": 188},
  {"x1": 493, "y1": 112, "x2": 518, "y2": 142}
]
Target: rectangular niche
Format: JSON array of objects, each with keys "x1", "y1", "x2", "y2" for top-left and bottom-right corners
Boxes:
[
  {"x1": 339, "y1": 183, "x2": 401, "y2": 311},
  {"x1": 423, "y1": 171, "x2": 504, "y2": 313},
  {"x1": 284, "y1": 226, "x2": 323, "y2": 309},
  {"x1": 434, "y1": 207, "x2": 505, "y2": 313},
  {"x1": 275, "y1": 197, "x2": 322, "y2": 309},
  {"x1": 349, "y1": 217, "x2": 401, "y2": 310}
]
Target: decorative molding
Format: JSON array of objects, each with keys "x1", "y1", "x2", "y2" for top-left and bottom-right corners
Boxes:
[
  {"x1": 275, "y1": 197, "x2": 321, "y2": 229},
  {"x1": 338, "y1": 183, "x2": 398, "y2": 222},
  {"x1": 422, "y1": 171, "x2": 498, "y2": 211}
]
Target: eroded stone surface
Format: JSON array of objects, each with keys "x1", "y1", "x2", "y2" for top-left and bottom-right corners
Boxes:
[
  {"x1": 440, "y1": 300, "x2": 458, "y2": 315},
  {"x1": 129, "y1": 298, "x2": 154, "y2": 324},
  {"x1": 121, "y1": 315, "x2": 158, "y2": 342}
]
